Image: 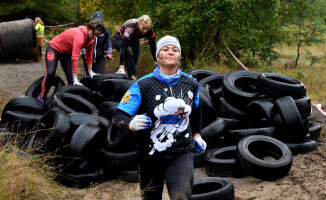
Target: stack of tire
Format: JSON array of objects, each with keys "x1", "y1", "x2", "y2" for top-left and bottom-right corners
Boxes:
[
  {"x1": 0, "y1": 69, "x2": 322, "y2": 194},
  {"x1": 0, "y1": 73, "x2": 140, "y2": 188},
  {"x1": 189, "y1": 69, "x2": 321, "y2": 182}
]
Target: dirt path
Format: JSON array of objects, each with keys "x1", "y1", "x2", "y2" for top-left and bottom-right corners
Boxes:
[{"x1": 1, "y1": 60, "x2": 326, "y2": 200}]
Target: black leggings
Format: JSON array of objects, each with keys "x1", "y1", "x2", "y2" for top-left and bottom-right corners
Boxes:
[
  {"x1": 138, "y1": 152, "x2": 194, "y2": 200},
  {"x1": 39, "y1": 45, "x2": 72, "y2": 99},
  {"x1": 112, "y1": 37, "x2": 140, "y2": 77},
  {"x1": 82, "y1": 55, "x2": 106, "y2": 75}
]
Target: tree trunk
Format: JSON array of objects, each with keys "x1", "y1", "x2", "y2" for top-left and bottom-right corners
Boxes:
[{"x1": 294, "y1": 21, "x2": 303, "y2": 68}]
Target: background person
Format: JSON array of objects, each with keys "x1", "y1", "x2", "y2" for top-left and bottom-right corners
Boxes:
[
  {"x1": 112, "y1": 15, "x2": 157, "y2": 80},
  {"x1": 34, "y1": 17, "x2": 45, "y2": 58},
  {"x1": 112, "y1": 35, "x2": 206, "y2": 200},
  {"x1": 37, "y1": 20, "x2": 105, "y2": 102},
  {"x1": 82, "y1": 11, "x2": 113, "y2": 75}
]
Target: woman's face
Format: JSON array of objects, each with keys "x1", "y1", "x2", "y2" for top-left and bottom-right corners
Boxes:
[
  {"x1": 88, "y1": 29, "x2": 102, "y2": 40},
  {"x1": 157, "y1": 45, "x2": 180, "y2": 68},
  {"x1": 138, "y1": 22, "x2": 150, "y2": 35}
]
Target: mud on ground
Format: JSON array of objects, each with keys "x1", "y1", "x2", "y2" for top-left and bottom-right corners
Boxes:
[{"x1": 0, "y1": 60, "x2": 326, "y2": 200}]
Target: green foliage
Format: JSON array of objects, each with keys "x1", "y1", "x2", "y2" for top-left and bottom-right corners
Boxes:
[
  {"x1": 280, "y1": 0, "x2": 326, "y2": 67},
  {"x1": 305, "y1": 50, "x2": 322, "y2": 67},
  {"x1": 0, "y1": 0, "x2": 80, "y2": 25},
  {"x1": 296, "y1": 70, "x2": 305, "y2": 79},
  {"x1": 263, "y1": 66, "x2": 275, "y2": 73},
  {"x1": 1, "y1": 0, "x2": 325, "y2": 70}
]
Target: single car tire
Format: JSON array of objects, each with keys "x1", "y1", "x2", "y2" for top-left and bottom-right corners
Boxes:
[
  {"x1": 52, "y1": 92, "x2": 99, "y2": 115},
  {"x1": 25, "y1": 75, "x2": 65, "y2": 99},
  {"x1": 284, "y1": 140, "x2": 318, "y2": 156},
  {"x1": 222, "y1": 70, "x2": 260, "y2": 110},
  {"x1": 191, "y1": 177, "x2": 235, "y2": 200},
  {"x1": 204, "y1": 146, "x2": 246, "y2": 178},
  {"x1": 257, "y1": 73, "x2": 306, "y2": 99},
  {"x1": 236, "y1": 135, "x2": 293, "y2": 181}
]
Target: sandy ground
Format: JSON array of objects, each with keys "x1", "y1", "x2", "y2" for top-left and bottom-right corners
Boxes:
[{"x1": 0, "y1": 60, "x2": 326, "y2": 200}]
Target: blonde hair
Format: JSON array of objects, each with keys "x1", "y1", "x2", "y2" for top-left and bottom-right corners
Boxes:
[
  {"x1": 137, "y1": 15, "x2": 151, "y2": 26},
  {"x1": 35, "y1": 17, "x2": 43, "y2": 25}
]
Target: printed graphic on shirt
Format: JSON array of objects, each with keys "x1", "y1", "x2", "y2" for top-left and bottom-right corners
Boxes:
[
  {"x1": 121, "y1": 90, "x2": 132, "y2": 104},
  {"x1": 149, "y1": 96, "x2": 192, "y2": 155},
  {"x1": 124, "y1": 32, "x2": 129, "y2": 38}
]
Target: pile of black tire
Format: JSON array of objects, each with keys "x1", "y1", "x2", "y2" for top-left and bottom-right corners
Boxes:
[
  {"x1": 191, "y1": 69, "x2": 321, "y2": 182},
  {"x1": 0, "y1": 69, "x2": 321, "y2": 200},
  {"x1": 0, "y1": 73, "x2": 140, "y2": 188}
]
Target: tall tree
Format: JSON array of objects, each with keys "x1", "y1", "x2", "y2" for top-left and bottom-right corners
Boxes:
[{"x1": 280, "y1": 0, "x2": 326, "y2": 67}]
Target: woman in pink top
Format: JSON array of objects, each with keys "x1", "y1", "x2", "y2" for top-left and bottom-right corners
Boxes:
[{"x1": 38, "y1": 20, "x2": 105, "y2": 102}]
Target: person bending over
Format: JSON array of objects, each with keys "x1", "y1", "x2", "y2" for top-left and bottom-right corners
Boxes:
[
  {"x1": 38, "y1": 20, "x2": 105, "y2": 102},
  {"x1": 112, "y1": 15, "x2": 156, "y2": 80}
]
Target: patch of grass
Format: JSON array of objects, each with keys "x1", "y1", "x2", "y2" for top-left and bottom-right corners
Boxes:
[{"x1": 0, "y1": 133, "x2": 73, "y2": 200}]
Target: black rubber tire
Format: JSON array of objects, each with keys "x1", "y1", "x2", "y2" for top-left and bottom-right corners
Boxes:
[
  {"x1": 198, "y1": 74, "x2": 225, "y2": 96},
  {"x1": 274, "y1": 96, "x2": 306, "y2": 142},
  {"x1": 92, "y1": 73, "x2": 129, "y2": 87},
  {"x1": 284, "y1": 140, "x2": 318, "y2": 156},
  {"x1": 226, "y1": 127, "x2": 276, "y2": 145},
  {"x1": 199, "y1": 90, "x2": 218, "y2": 128},
  {"x1": 67, "y1": 123, "x2": 104, "y2": 157},
  {"x1": 3, "y1": 96, "x2": 48, "y2": 114},
  {"x1": 100, "y1": 148, "x2": 138, "y2": 170},
  {"x1": 222, "y1": 70, "x2": 260, "y2": 110},
  {"x1": 114, "y1": 81, "x2": 136, "y2": 102},
  {"x1": 217, "y1": 97, "x2": 245, "y2": 120},
  {"x1": 187, "y1": 69, "x2": 219, "y2": 82},
  {"x1": 245, "y1": 99, "x2": 281, "y2": 129},
  {"x1": 0, "y1": 110, "x2": 42, "y2": 133},
  {"x1": 55, "y1": 167, "x2": 104, "y2": 188},
  {"x1": 201, "y1": 118, "x2": 226, "y2": 141},
  {"x1": 99, "y1": 101, "x2": 119, "y2": 120},
  {"x1": 217, "y1": 117, "x2": 246, "y2": 130},
  {"x1": 68, "y1": 112, "x2": 109, "y2": 131},
  {"x1": 104, "y1": 123, "x2": 137, "y2": 152},
  {"x1": 25, "y1": 75, "x2": 65, "y2": 100},
  {"x1": 26, "y1": 108, "x2": 71, "y2": 153},
  {"x1": 56, "y1": 85, "x2": 97, "y2": 106},
  {"x1": 100, "y1": 79, "x2": 134, "y2": 98},
  {"x1": 308, "y1": 124, "x2": 321, "y2": 140},
  {"x1": 236, "y1": 135, "x2": 293, "y2": 181},
  {"x1": 94, "y1": 90, "x2": 114, "y2": 105},
  {"x1": 204, "y1": 146, "x2": 246, "y2": 178},
  {"x1": 52, "y1": 92, "x2": 99, "y2": 115},
  {"x1": 80, "y1": 76, "x2": 94, "y2": 91},
  {"x1": 294, "y1": 97, "x2": 312, "y2": 119},
  {"x1": 117, "y1": 169, "x2": 139, "y2": 183},
  {"x1": 257, "y1": 72, "x2": 306, "y2": 99},
  {"x1": 191, "y1": 177, "x2": 235, "y2": 200}
]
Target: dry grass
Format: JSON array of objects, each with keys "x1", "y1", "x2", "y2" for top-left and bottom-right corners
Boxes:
[{"x1": 0, "y1": 133, "x2": 72, "y2": 200}]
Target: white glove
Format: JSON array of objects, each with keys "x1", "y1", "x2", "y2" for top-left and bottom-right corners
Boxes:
[
  {"x1": 194, "y1": 134, "x2": 207, "y2": 153},
  {"x1": 129, "y1": 114, "x2": 152, "y2": 131},
  {"x1": 88, "y1": 70, "x2": 99, "y2": 78},
  {"x1": 73, "y1": 77, "x2": 83, "y2": 86}
]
